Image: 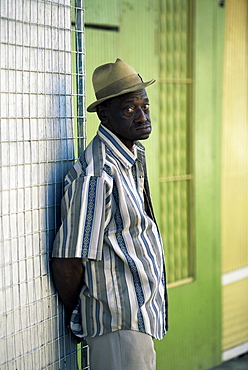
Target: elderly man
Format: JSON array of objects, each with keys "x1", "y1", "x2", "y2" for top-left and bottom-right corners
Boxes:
[{"x1": 52, "y1": 58, "x2": 168, "y2": 370}]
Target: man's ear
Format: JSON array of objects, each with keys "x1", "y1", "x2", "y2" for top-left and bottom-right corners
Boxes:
[{"x1": 96, "y1": 105, "x2": 108, "y2": 123}]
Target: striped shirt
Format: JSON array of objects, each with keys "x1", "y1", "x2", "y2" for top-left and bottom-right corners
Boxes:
[{"x1": 52, "y1": 124, "x2": 168, "y2": 340}]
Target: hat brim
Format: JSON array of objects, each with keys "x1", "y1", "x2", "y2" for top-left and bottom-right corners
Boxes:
[{"x1": 87, "y1": 78, "x2": 156, "y2": 113}]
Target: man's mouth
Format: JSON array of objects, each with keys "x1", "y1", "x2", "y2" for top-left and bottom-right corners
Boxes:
[{"x1": 136, "y1": 123, "x2": 151, "y2": 132}]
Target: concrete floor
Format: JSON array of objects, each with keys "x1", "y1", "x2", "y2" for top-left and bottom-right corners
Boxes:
[{"x1": 209, "y1": 352, "x2": 248, "y2": 370}]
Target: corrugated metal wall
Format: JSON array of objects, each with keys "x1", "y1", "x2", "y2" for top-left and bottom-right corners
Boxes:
[
  {"x1": 221, "y1": 0, "x2": 248, "y2": 361},
  {"x1": 0, "y1": 1, "x2": 86, "y2": 368}
]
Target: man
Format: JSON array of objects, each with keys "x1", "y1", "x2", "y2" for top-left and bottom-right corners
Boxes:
[{"x1": 52, "y1": 58, "x2": 168, "y2": 370}]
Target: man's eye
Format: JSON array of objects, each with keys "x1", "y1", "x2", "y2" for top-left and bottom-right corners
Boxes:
[
  {"x1": 125, "y1": 106, "x2": 135, "y2": 113},
  {"x1": 143, "y1": 103, "x2": 150, "y2": 111}
]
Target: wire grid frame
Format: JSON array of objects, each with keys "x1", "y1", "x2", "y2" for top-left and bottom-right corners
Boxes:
[{"x1": 0, "y1": 0, "x2": 88, "y2": 369}]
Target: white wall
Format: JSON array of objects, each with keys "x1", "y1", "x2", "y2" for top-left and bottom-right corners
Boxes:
[{"x1": 0, "y1": 1, "x2": 85, "y2": 368}]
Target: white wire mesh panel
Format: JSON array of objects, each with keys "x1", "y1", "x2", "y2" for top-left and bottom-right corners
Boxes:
[{"x1": 0, "y1": 0, "x2": 87, "y2": 369}]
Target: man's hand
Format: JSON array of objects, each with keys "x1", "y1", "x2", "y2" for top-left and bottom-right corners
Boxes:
[{"x1": 52, "y1": 258, "x2": 84, "y2": 319}]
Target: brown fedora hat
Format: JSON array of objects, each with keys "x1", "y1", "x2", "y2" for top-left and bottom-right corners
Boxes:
[{"x1": 87, "y1": 58, "x2": 156, "y2": 112}]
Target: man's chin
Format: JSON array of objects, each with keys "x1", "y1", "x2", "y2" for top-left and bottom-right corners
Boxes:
[{"x1": 137, "y1": 132, "x2": 151, "y2": 141}]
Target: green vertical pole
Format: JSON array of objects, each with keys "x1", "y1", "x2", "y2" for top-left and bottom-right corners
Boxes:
[{"x1": 75, "y1": 0, "x2": 86, "y2": 156}]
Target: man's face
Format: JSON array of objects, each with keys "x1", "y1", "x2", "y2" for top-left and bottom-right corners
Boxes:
[{"x1": 103, "y1": 89, "x2": 152, "y2": 147}]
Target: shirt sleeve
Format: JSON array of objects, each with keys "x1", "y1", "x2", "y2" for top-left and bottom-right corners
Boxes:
[{"x1": 52, "y1": 174, "x2": 107, "y2": 260}]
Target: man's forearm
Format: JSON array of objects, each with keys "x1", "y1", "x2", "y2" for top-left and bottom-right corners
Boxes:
[{"x1": 52, "y1": 258, "x2": 84, "y2": 315}]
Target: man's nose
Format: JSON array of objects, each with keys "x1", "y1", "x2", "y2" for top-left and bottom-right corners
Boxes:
[{"x1": 134, "y1": 108, "x2": 147, "y2": 123}]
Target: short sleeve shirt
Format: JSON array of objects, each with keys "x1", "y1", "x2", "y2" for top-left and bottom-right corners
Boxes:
[{"x1": 52, "y1": 124, "x2": 167, "y2": 340}]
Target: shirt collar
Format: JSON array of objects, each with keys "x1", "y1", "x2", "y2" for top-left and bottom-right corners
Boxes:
[{"x1": 97, "y1": 124, "x2": 145, "y2": 169}]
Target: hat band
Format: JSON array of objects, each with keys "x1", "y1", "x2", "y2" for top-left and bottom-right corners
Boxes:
[{"x1": 95, "y1": 74, "x2": 142, "y2": 100}]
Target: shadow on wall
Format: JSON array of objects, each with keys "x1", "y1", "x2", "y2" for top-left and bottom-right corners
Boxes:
[{"x1": 42, "y1": 76, "x2": 79, "y2": 362}]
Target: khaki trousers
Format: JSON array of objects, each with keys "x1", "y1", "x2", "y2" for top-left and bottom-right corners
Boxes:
[{"x1": 86, "y1": 330, "x2": 156, "y2": 370}]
